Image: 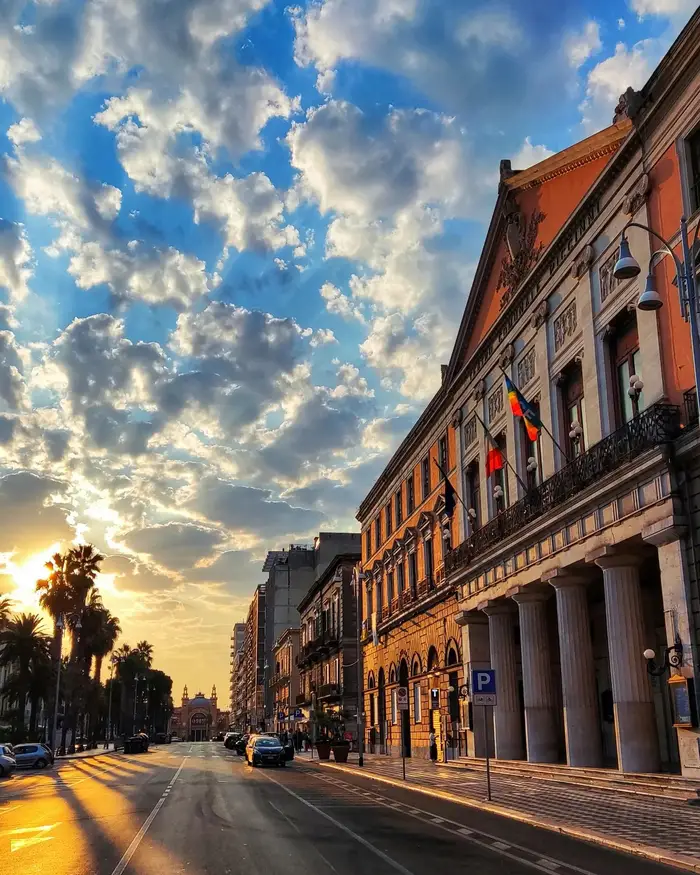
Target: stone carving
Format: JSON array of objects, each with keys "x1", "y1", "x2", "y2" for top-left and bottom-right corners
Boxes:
[
  {"x1": 530, "y1": 299, "x2": 548, "y2": 329},
  {"x1": 570, "y1": 244, "x2": 594, "y2": 279},
  {"x1": 498, "y1": 342, "x2": 515, "y2": 370},
  {"x1": 473, "y1": 378, "x2": 487, "y2": 402},
  {"x1": 613, "y1": 87, "x2": 643, "y2": 124},
  {"x1": 517, "y1": 348, "x2": 536, "y2": 388},
  {"x1": 451, "y1": 408, "x2": 463, "y2": 429},
  {"x1": 622, "y1": 173, "x2": 650, "y2": 215},
  {"x1": 487, "y1": 386, "x2": 504, "y2": 422},
  {"x1": 599, "y1": 249, "x2": 622, "y2": 304},
  {"x1": 498, "y1": 208, "x2": 546, "y2": 310},
  {"x1": 464, "y1": 415, "x2": 477, "y2": 447},
  {"x1": 553, "y1": 301, "x2": 577, "y2": 353}
]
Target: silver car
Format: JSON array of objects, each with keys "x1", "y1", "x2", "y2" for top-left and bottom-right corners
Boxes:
[
  {"x1": 12, "y1": 743, "x2": 51, "y2": 769},
  {"x1": 0, "y1": 744, "x2": 16, "y2": 778}
]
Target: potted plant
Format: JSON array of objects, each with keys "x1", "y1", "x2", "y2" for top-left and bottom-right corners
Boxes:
[
  {"x1": 331, "y1": 730, "x2": 350, "y2": 763},
  {"x1": 312, "y1": 709, "x2": 336, "y2": 760}
]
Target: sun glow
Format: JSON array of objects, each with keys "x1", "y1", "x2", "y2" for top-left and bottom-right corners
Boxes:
[{"x1": 5, "y1": 543, "x2": 62, "y2": 612}]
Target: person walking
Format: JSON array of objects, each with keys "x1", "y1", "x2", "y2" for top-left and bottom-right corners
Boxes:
[{"x1": 429, "y1": 730, "x2": 438, "y2": 763}]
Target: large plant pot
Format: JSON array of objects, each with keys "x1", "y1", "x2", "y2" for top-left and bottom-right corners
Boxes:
[
  {"x1": 332, "y1": 743, "x2": 350, "y2": 763},
  {"x1": 315, "y1": 740, "x2": 332, "y2": 760}
]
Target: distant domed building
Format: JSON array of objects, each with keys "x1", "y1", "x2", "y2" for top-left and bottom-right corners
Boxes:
[{"x1": 170, "y1": 685, "x2": 221, "y2": 741}]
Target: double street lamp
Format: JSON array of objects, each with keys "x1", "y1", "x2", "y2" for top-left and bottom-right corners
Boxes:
[
  {"x1": 613, "y1": 215, "x2": 700, "y2": 413},
  {"x1": 50, "y1": 611, "x2": 82, "y2": 751}
]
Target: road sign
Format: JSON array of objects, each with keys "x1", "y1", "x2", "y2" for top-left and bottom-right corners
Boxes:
[
  {"x1": 430, "y1": 688, "x2": 440, "y2": 710},
  {"x1": 397, "y1": 686, "x2": 409, "y2": 710},
  {"x1": 294, "y1": 708, "x2": 303, "y2": 719},
  {"x1": 472, "y1": 669, "x2": 496, "y2": 706},
  {"x1": 278, "y1": 711, "x2": 285, "y2": 721}
]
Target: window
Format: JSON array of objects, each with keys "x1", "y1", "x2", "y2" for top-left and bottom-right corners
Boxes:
[
  {"x1": 610, "y1": 313, "x2": 642, "y2": 426},
  {"x1": 438, "y1": 435, "x2": 448, "y2": 476},
  {"x1": 391, "y1": 688, "x2": 397, "y2": 724},
  {"x1": 424, "y1": 537, "x2": 434, "y2": 585},
  {"x1": 333, "y1": 657, "x2": 340, "y2": 685},
  {"x1": 687, "y1": 127, "x2": 700, "y2": 213},
  {"x1": 406, "y1": 474, "x2": 415, "y2": 514},
  {"x1": 490, "y1": 432, "x2": 508, "y2": 516},
  {"x1": 412, "y1": 682, "x2": 422, "y2": 723},
  {"x1": 366, "y1": 584, "x2": 373, "y2": 619},
  {"x1": 421, "y1": 456, "x2": 430, "y2": 499},
  {"x1": 386, "y1": 501, "x2": 392, "y2": 536},
  {"x1": 395, "y1": 488, "x2": 403, "y2": 525},
  {"x1": 408, "y1": 551, "x2": 417, "y2": 596},
  {"x1": 560, "y1": 361, "x2": 587, "y2": 458},
  {"x1": 369, "y1": 693, "x2": 376, "y2": 727},
  {"x1": 396, "y1": 560, "x2": 405, "y2": 592},
  {"x1": 387, "y1": 570, "x2": 394, "y2": 604},
  {"x1": 465, "y1": 460, "x2": 481, "y2": 530},
  {"x1": 365, "y1": 530, "x2": 371, "y2": 560},
  {"x1": 376, "y1": 576, "x2": 383, "y2": 615},
  {"x1": 375, "y1": 516, "x2": 381, "y2": 548},
  {"x1": 519, "y1": 400, "x2": 542, "y2": 490}
]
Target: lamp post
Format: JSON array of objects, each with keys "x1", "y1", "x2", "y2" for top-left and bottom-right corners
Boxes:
[
  {"x1": 133, "y1": 674, "x2": 144, "y2": 733},
  {"x1": 613, "y1": 217, "x2": 700, "y2": 415},
  {"x1": 643, "y1": 635, "x2": 683, "y2": 677},
  {"x1": 50, "y1": 613, "x2": 65, "y2": 750},
  {"x1": 354, "y1": 567, "x2": 365, "y2": 767},
  {"x1": 105, "y1": 655, "x2": 116, "y2": 749}
]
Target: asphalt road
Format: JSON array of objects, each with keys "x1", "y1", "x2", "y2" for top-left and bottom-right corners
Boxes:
[{"x1": 0, "y1": 742, "x2": 686, "y2": 875}]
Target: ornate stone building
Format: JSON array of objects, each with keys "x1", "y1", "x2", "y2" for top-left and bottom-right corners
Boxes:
[
  {"x1": 359, "y1": 11, "x2": 700, "y2": 776},
  {"x1": 170, "y1": 686, "x2": 221, "y2": 741},
  {"x1": 270, "y1": 627, "x2": 300, "y2": 734}
]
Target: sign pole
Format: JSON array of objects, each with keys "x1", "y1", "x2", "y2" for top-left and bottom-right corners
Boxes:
[
  {"x1": 401, "y1": 710, "x2": 406, "y2": 781},
  {"x1": 484, "y1": 705, "x2": 491, "y2": 802}
]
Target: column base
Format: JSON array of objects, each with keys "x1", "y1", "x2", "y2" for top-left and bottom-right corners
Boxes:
[
  {"x1": 614, "y1": 701, "x2": 661, "y2": 773},
  {"x1": 525, "y1": 707, "x2": 559, "y2": 763},
  {"x1": 494, "y1": 710, "x2": 525, "y2": 761},
  {"x1": 563, "y1": 705, "x2": 603, "y2": 767}
]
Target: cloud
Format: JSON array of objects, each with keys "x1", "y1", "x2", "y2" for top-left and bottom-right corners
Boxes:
[
  {"x1": 0, "y1": 220, "x2": 33, "y2": 303},
  {"x1": 565, "y1": 20, "x2": 602, "y2": 69},
  {"x1": 100, "y1": 553, "x2": 180, "y2": 593},
  {"x1": 320, "y1": 282, "x2": 366, "y2": 323},
  {"x1": 0, "y1": 471, "x2": 74, "y2": 563},
  {"x1": 188, "y1": 549, "x2": 262, "y2": 591},
  {"x1": 511, "y1": 137, "x2": 555, "y2": 170},
  {"x1": 119, "y1": 522, "x2": 227, "y2": 572},
  {"x1": 629, "y1": 0, "x2": 698, "y2": 19},
  {"x1": 0, "y1": 330, "x2": 28, "y2": 411},
  {"x1": 6, "y1": 118, "x2": 41, "y2": 147}
]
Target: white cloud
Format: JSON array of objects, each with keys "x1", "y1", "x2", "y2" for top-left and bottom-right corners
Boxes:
[
  {"x1": 580, "y1": 40, "x2": 658, "y2": 133},
  {"x1": 320, "y1": 282, "x2": 366, "y2": 323},
  {"x1": 7, "y1": 117, "x2": 41, "y2": 146},
  {"x1": 511, "y1": 137, "x2": 555, "y2": 170},
  {"x1": 0, "y1": 221, "x2": 33, "y2": 303},
  {"x1": 310, "y1": 328, "x2": 337, "y2": 348},
  {"x1": 565, "y1": 20, "x2": 602, "y2": 69},
  {"x1": 629, "y1": 0, "x2": 698, "y2": 19}
]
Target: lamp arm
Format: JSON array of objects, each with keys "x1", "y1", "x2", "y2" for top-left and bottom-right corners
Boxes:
[{"x1": 621, "y1": 220, "x2": 686, "y2": 285}]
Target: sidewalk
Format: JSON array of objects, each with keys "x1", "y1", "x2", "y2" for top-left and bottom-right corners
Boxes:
[
  {"x1": 295, "y1": 752, "x2": 700, "y2": 872},
  {"x1": 57, "y1": 743, "x2": 118, "y2": 761}
]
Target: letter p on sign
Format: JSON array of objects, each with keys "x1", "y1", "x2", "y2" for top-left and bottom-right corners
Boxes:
[{"x1": 471, "y1": 668, "x2": 496, "y2": 704}]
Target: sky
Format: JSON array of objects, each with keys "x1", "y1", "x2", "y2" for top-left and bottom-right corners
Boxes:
[{"x1": 0, "y1": 0, "x2": 696, "y2": 707}]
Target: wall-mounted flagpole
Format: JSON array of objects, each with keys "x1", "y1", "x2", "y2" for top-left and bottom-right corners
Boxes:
[{"x1": 474, "y1": 410, "x2": 529, "y2": 493}]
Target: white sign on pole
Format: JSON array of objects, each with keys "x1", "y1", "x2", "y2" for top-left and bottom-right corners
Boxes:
[
  {"x1": 473, "y1": 693, "x2": 497, "y2": 706},
  {"x1": 397, "y1": 686, "x2": 409, "y2": 711}
]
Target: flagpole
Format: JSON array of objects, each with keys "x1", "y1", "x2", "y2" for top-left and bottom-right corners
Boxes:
[
  {"x1": 433, "y1": 459, "x2": 470, "y2": 514},
  {"x1": 474, "y1": 411, "x2": 529, "y2": 493},
  {"x1": 497, "y1": 365, "x2": 570, "y2": 464}
]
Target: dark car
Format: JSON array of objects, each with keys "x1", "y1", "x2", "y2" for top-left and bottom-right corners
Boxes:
[
  {"x1": 154, "y1": 732, "x2": 169, "y2": 744},
  {"x1": 245, "y1": 735, "x2": 286, "y2": 767},
  {"x1": 233, "y1": 734, "x2": 248, "y2": 755},
  {"x1": 12, "y1": 743, "x2": 51, "y2": 769},
  {"x1": 260, "y1": 732, "x2": 294, "y2": 761}
]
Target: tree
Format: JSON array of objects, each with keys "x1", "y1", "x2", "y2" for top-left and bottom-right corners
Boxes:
[
  {"x1": 36, "y1": 552, "x2": 72, "y2": 664},
  {"x1": 90, "y1": 609, "x2": 121, "y2": 684},
  {"x1": 0, "y1": 613, "x2": 50, "y2": 735},
  {"x1": 65, "y1": 545, "x2": 104, "y2": 661},
  {"x1": 0, "y1": 595, "x2": 12, "y2": 629},
  {"x1": 135, "y1": 640, "x2": 153, "y2": 668}
]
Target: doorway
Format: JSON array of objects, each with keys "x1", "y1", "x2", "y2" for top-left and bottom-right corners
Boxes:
[
  {"x1": 399, "y1": 659, "x2": 411, "y2": 757},
  {"x1": 378, "y1": 669, "x2": 387, "y2": 754}
]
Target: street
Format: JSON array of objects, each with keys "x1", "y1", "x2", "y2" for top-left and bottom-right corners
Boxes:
[{"x1": 0, "y1": 742, "x2": 686, "y2": 875}]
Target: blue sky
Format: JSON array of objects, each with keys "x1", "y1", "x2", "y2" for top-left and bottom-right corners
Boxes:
[{"x1": 0, "y1": 0, "x2": 695, "y2": 698}]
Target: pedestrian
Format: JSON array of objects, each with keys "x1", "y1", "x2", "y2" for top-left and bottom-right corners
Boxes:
[{"x1": 429, "y1": 730, "x2": 438, "y2": 762}]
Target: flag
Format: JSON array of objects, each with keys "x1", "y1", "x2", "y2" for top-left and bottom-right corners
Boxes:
[
  {"x1": 444, "y1": 477, "x2": 456, "y2": 518},
  {"x1": 505, "y1": 374, "x2": 542, "y2": 442},
  {"x1": 485, "y1": 431, "x2": 504, "y2": 477}
]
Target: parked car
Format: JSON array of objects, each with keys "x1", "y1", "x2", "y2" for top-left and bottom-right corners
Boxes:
[
  {"x1": 39, "y1": 744, "x2": 55, "y2": 764},
  {"x1": 224, "y1": 732, "x2": 241, "y2": 750},
  {"x1": 12, "y1": 743, "x2": 51, "y2": 769},
  {"x1": 170, "y1": 735, "x2": 181, "y2": 742},
  {"x1": 246, "y1": 735, "x2": 286, "y2": 767},
  {"x1": 214, "y1": 732, "x2": 225, "y2": 741},
  {"x1": 154, "y1": 732, "x2": 169, "y2": 744},
  {"x1": 234, "y1": 734, "x2": 249, "y2": 755},
  {"x1": 260, "y1": 732, "x2": 294, "y2": 761},
  {"x1": 0, "y1": 744, "x2": 15, "y2": 778}
]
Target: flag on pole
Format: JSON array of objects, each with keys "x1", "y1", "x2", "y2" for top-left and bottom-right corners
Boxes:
[
  {"x1": 504, "y1": 374, "x2": 542, "y2": 442},
  {"x1": 444, "y1": 477, "x2": 456, "y2": 519},
  {"x1": 485, "y1": 431, "x2": 504, "y2": 477}
]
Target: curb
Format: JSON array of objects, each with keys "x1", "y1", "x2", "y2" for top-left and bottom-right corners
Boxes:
[
  {"x1": 298, "y1": 759, "x2": 700, "y2": 874},
  {"x1": 57, "y1": 748, "x2": 121, "y2": 763}
]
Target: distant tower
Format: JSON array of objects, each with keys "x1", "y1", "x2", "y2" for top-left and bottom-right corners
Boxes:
[
  {"x1": 182, "y1": 685, "x2": 189, "y2": 707},
  {"x1": 211, "y1": 684, "x2": 217, "y2": 703}
]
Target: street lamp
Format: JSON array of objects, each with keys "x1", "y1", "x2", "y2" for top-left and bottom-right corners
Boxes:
[
  {"x1": 50, "y1": 613, "x2": 65, "y2": 750},
  {"x1": 613, "y1": 217, "x2": 700, "y2": 415},
  {"x1": 643, "y1": 635, "x2": 683, "y2": 677},
  {"x1": 105, "y1": 654, "x2": 116, "y2": 749},
  {"x1": 133, "y1": 674, "x2": 145, "y2": 732}
]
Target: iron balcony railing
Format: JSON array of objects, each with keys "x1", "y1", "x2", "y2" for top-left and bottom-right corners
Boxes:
[
  {"x1": 446, "y1": 402, "x2": 682, "y2": 578},
  {"x1": 683, "y1": 387, "x2": 698, "y2": 427},
  {"x1": 317, "y1": 683, "x2": 341, "y2": 700}
]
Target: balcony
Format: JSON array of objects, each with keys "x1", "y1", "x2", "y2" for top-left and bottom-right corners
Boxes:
[
  {"x1": 446, "y1": 402, "x2": 682, "y2": 580},
  {"x1": 317, "y1": 683, "x2": 341, "y2": 701},
  {"x1": 295, "y1": 692, "x2": 310, "y2": 705},
  {"x1": 684, "y1": 387, "x2": 698, "y2": 427}
]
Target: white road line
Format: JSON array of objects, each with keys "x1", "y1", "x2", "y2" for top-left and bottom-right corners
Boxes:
[
  {"x1": 261, "y1": 771, "x2": 415, "y2": 875},
  {"x1": 109, "y1": 758, "x2": 185, "y2": 875},
  {"x1": 457, "y1": 827, "x2": 474, "y2": 836},
  {"x1": 492, "y1": 842, "x2": 510, "y2": 851},
  {"x1": 536, "y1": 862, "x2": 560, "y2": 871}
]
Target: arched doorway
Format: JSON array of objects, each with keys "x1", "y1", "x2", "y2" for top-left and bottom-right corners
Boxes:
[
  {"x1": 399, "y1": 658, "x2": 411, "y2": 757},
  {"x1": 190, "y1": 711, "x2": 209, "y2": 742},
  {"x1": 378, "y1": 669, "x2": 387, "y2": 753},
  {"x1": 446, "y1": 642, "x2": 461, "y2": 759},
  {"x1": 367, "y1": 673, "x2": 376, "y2": 753}
]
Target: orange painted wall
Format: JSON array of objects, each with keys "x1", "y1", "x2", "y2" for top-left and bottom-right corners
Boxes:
[
  {"x1": 462, "y1": 152, "x2": 617, "y2": 365},
  {"x1": 646, "y1": 142, "x2": 694, "y2": 403}
]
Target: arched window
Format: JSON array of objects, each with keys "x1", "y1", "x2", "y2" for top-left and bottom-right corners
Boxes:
[
  {"x1": 411, "y1": 654, "x2": 422, "y2": 677},
  {"x1": 427, "y1": 645, "x2": 439, "y2": 672},
  {"x1": 389, "y1": 664, "x2": 396, "y2": 684},
  {"x1": 367, "y1": 672, "x2": 375, "y2": 689}
]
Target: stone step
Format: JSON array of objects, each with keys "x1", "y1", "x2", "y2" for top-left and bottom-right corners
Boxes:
[{"x1": 449, "y1": 757, "x2": 699, "y2": 801}]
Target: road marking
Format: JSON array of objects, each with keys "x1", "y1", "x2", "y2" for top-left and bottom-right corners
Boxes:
[
  {"x1": 536, "y1": 862, "x2": 560, "y2": 871},
  {"x1": 109, "y1": 758, "x2": 185, "y2": 875},
  {"x1": 431, "y1": 817, "x2": 445, "y2": 824},
  {"x1": 1, "y1": 823, "x2": 60, "y2": 853},
  {"x1": 457, "y1": 827, "x2": 474, "y2": 836},
  {"x1": 261, "y1": 771, "x2": 415, "y2": 875},
  {"x1": 493, "y1": 842, "x2": 510, "y2": 850}
]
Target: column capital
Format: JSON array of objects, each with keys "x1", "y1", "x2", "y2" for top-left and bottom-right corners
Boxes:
[
  {"x1": 585, "y1": 545, "x2": 643, "y2": 570},
  {"x1": 641, "y1": 517, "x2": 687, "y2": 548},
  {"x1": 479, "y1": 599, "x2": 517, "y2": 617},
  {"x1": 542, "y1": 568, "x2": 591, "y2": 589},
  {"x1": 455, "y1": 609, "x2": 489, "y2": 627},
  {"x1": 509, "y1": 584, "x2": 552, "y2": 604}
]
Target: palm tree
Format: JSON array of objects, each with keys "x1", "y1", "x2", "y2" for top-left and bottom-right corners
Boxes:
[
  {"x1": 0, "y1": 613, "x2": 50, "y2": 734},
  {"x1": 65, "y1": 545, "x2": 104, "y2": 661},
  {"x1": 0, "y1": 595, "x2": 13, "y2": 629},
  {"x1": 89, "y1": 609, "x2": 121, "y2": 684},
  {"x1": 135, "y1": 640, "x2": 154, "y2": 668},
  {"x1": 36, "y1": 552, "x2": 72, "y2": 664}
]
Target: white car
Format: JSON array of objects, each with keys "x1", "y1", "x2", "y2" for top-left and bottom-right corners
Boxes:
[{"x1": 0, "y1": 744, "x2": 16, "y2": 778}]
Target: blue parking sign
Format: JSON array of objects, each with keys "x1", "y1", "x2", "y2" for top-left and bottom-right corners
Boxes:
[{"x1": 471, "y1": 669, "x2": 496, "y2": 705}]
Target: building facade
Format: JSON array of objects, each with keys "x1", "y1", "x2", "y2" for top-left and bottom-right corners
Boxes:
[
  {"x1": 269, "y1": 627, "x2": 300, "y2": 734},
  {"x1": 229, "y1": 622, "x2": 245, "y2": 713},
  {"x1": 238, "y1": 585, "x2": 266, "y2": 731},
  {"x1": 298, "y1": 553, "x2": 361, "y2": 740},
  {"x1": 170, "y1": 686, "x2": 221, "y2": 741},
  {"x1": 358, "y1": 12, "x2": 700, "y2": 776}
]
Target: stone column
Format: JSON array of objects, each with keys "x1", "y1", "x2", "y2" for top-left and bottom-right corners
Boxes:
[
  {"x1": 511, "y1": 586, "x2": 559, "y2": 763},
  {"x1": 544, "y1": 569, "x2": 603, "y2": 768},
  {"x1": 590, "y1": 547, "x2": 660, "y2": 773},
  {"x1": 481, "y1": 602, "x2": 524, "y2": 760},
  {"x1": 456, "y1": 610, "x2": 494, "y2": 758}
]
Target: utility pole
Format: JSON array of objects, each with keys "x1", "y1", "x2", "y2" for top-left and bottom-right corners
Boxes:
[
  {"x1": 50, "y1": 614, "x2": 64, "y2": 751},
  {"x1": 354, "y1": 566, "x2": 364, "y2": 767}
]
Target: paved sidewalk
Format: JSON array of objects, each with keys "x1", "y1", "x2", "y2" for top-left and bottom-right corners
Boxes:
[
  {"x1": 57, "y1": 743, "x2": 117, "y2": 760},
  {"x1": 296, "y1": 753, "x2": 700, "y2": 872}
]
